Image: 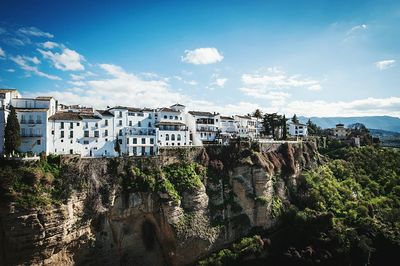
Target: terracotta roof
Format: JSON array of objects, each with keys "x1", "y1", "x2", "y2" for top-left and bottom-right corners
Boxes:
[
  {"x1": 80, "y1": 114, "x2": 101, "y2": 120},
  {"x1": 0, "y1": 89, "x2": 17, "y2": 93},
  {"x1": 96, "y1": 110, "x2": 114, "y2": 117},
  {"x1": 220, "y1": 116, "x2": 234, "y2": 120},
  {"x1": 156, "y1": 121, "x2": 186, "y2": 126},
  {"x1": 14, "y1": 107, "x2": 49, "y2": 111},
  {"x1": 189, "y1": 111, "x2": 216, "y2": 116},
  {"x1": 235, "y1": 115, "x2": 252, "y2": 119},
  {"x1": 158, "y1": 107, "x2": 180, "y2": 113},
  {"x1": 49, "y1": 112, "x2": 82, "y2": 121},
  {"x1": 35, "y1": 96, "x2": 54, "y2": 100}
]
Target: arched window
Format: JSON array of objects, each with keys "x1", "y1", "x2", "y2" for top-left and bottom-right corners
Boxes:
[
  {"x1": 177, "y1": 134, "x2": 181, "y2": 141},
  {"x1": 165, "y1": 134, "x2": 169, "y2": 141},
  {"x1": 171, "y1": 134, "x2": 175, "y2": 141}
]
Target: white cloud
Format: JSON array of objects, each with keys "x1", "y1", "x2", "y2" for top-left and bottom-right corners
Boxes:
[
  {"x1": 33, "y1": 64, "x2": 187, "y2": 108},
  {"x1": 23, "y1": 56, "x2": 40, "y2": 65},
  {"x1": 41, "y1": 41, "x2": 59, "y2": 49},
  {"x1": 241, "y1": 67, "x2": 321, "y2": 100},
  {"x1": 10, "y1": 55, "x2": 61, "y2": 80},
  {"x1": 276, "y1": 97, "x2": 400, "y2": 117},
  {"x1": 38, "y1": 48, "x2": 85, "y2": 71},
  {"x1": 308, "y1": 84, "x2": 322, "y2": 91},
  {"x1": 375, "y1": 59, "x2": 396, "y2": 70},
  {"x1": 346, "y1": 24, "x2": 367, "y2": 36},
  {"x1": 18, "y1": 27, "x2": 54, "y2": 38},
  {"x1": 70, "y1": 74, "x2": 85, "y2": 80},
  {"x1": 184, "y1": 80, "x2": 198, "y2": 86},
  {"x1": 213, "y1": 78, "x2": 227, "y2": 87},
  {"x1": 0, "y1": 47, "x2": 5, "y2": 57},
  {"x1": 68, "y1": 81, "x2": 86, "y2": 87},
  {"x1": 6, "y1": 69, "x2": 15, "y2": 72},
  {"x1": 181, "y1": 47, "x2": 224, "y2": 65}
]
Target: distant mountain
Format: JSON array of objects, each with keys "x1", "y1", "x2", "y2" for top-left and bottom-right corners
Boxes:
[{"x1": 298, "y1": 116, "x2": 400, "y2": 133}]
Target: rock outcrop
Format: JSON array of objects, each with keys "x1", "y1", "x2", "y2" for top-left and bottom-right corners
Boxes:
[{"x1": 0, "y1": 141, "x2": 322, "y2": 265}]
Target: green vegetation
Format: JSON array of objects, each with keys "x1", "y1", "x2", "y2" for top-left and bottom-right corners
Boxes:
[
  {"x1": 157, "y1": 178, "x2": 180, "y2": 204},
  {"x1": 0, "y1": 155, "x2": 63, "y2": 208},
  {"x1": 163, "y1": 162, "x2": 204, "y2": 193},
  {"x1": 4, "y1": 106, "x2": 21, "y2": 155},
  {"x1": 198, "y1": 235, "x2": 264, "y2": 266},
  {"x1": 270, "y1": 146, "x2": 400, "y2": 265}
]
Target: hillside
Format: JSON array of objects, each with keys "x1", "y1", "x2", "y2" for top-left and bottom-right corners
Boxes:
[{"x1": 299, "y1": 116, "x2": 400, "y2": 133}]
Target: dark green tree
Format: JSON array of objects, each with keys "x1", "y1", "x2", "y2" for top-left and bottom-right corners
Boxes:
[
  {"x1": 4, "y1": 106, "x2": 21, "y2": 154},
  {"x1": 307, "y1": 119, "x2": 321, "y2": 135},
  {"x1": 282, "y1": 115, "x2": 287, "y2": 140},
  {"x1": 114, "y1": 135, "x2": 121, "y2": 156},
  {"x1": 292, "y1": 114, "x2": 299, "y2": 124}
]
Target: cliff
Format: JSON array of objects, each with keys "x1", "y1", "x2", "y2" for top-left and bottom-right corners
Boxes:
[{"x1": 0, "y1": 141, "x2": 322, "y2": 266}]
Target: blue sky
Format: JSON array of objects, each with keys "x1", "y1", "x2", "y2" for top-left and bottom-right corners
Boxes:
[{"x1": 1, "y1": 0, "x2": 399, "y2": 117}]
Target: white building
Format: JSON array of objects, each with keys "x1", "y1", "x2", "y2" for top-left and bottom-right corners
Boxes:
[
  {"x1": 155, "y1": 104, "x2": 193, "y2": 147},
  {"x1": 48, "y1": 110, "x2": 117, "y2": 157},
  {"x1": 333, "y1": 123, "x2": 349, "y2": 139},
  {"x1": 12, "y1": 96, "x2": 57, "y2": 154},
  {"x1": 234, "y1": 115, "x2": 259, "y2": 139},
  {"x1": 188, "y1": 111, "x2": 220, "y2": 144},
  {"x1": 287, "y1": 122, "x2": 308, "y2": 138}
]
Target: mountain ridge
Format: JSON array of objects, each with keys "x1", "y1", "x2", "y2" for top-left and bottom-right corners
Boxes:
[{"x1": 299, "y1": 115, "x2": 400, "y2": 133}]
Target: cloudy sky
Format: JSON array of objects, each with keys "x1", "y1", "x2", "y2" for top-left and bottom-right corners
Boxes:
[{"x1": 0, "y1": 0, "x2": 399, "y2": 117}]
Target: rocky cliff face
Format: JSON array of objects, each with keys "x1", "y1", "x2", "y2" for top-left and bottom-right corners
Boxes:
[{"x1": 0, "y1": 141, "x2": 322, "y2": 266}]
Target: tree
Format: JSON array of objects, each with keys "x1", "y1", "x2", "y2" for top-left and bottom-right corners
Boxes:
[
  {"x1": 114, "y1": 135, "x2": 121, "y2": 156},
  {"x1": 292, "y1": 114, "x2": 299, "y2": 124},
  {"x1": 307, "y1": 119, "x2": 321, "y2": 135},
  {"x1": 252, "y1": 109, "x2": 263, "y2": 138},
  {"x1": 252, "y1": 109, "x2": 263, "y2": 120},
  {"x1": 4, "y1": 106, "x2": 21, "y2": 155},
  {"x1": 282, "y1": 115, "x2": 287, "y2": 140}
]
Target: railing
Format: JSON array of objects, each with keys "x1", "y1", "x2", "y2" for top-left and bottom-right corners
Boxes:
[{"x1": 21, "y1": 133, "x2": 42, "y2": 137}]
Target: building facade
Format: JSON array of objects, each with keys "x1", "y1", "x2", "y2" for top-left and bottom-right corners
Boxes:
[{"x1": 0, "y1": 89, "x2": 286, "y2": 157}]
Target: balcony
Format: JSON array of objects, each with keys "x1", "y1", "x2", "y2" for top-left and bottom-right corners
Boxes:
[{"x1": 21, "y1": 133, "x2": 42, "y2": 137}]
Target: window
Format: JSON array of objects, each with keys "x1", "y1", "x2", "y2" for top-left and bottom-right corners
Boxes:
[
  {"x1": 94, "y1": 131, "x2": 99, "y2": 138},
  {"x1": 141, "y1": 138, "x2": 145, "y2": 144},
  {"x1": 177, "y1": 134, "x2": 181, "y2": 141},
  {"x1": 138, "y1": 121, "x2": 141, "y2": 127},
  {"x1": 70, "y1": 122, "x2": 73, "y2": 129},
  {"x1": 170, "y1": 116, "x2": 173, "y2": 119},
  {"x1": 119, "y1": 111, "x2": 122, "y2": 117},
  {"x1": 84, "y1": 140, "x2": 89, "y2": 144},
  {"x1": 51, "y1": 130, "x2": 54, "y2": 135},
  {"x1": 69, "y1": 131, "x2": 73, "y2": 138},
  {"x1": 171, "y1": 134, "x2": 175, "y2": 141},
  {"x1": 129, "y1": 121, "x2": 132, "y2": 126},
  {"x1": 133, "y1": 138, "x2": 137, "y2": 144},
  {"x1": 70, "y1": 149, "x2": 73, "y2": 154},
  {"x1": 175, "y1": 116, "x2": 178, "y2": 120},
  {"x1": 148, "y1": 122, "x2": 151, "y2": 127},
  {"x1": 150, "y1": 138, "x2": 154, "y2": 144},
  {"x1": 119, "y1": 120, "x2": 122, "y2": 126},
  {"x1": 165, "y1": 134, "x2": 169, "y2": 141},
  {"x1": 141, "y1": 147, "x2": 145, "y2": 155},
  {"x1": 105, "y1": 129, "x2": 108, "y2": 136},
  {"x1": 105, "y1": 119, "x2": 108, "y2": 126},
  {"x1": 119, "y1": 139, "x2": 122, "y2": 144},
  {"x1": 84, "y1": 131, "x2": 89, "y2": 137},
  {"x1": 61, "y1": 131, "x2": 64, "y2": 138},
  {"x1": 105, "y1": 138, "x2": 108, "y2": 142},
  {"x1": 119, "y1": 129, "x2": 123, "y2": 136},
  {"x1": 127, "y1": 138, "x2": 129, "y2": 144},
  {"x1": 37, "y1": 139, "x2": 41, "y2": 145},
  {"x1": 95, "y1": 122, "x2": 98, "y2": 128},
  {"x1": 61, "y1": 122, "x2": 64, "y2": 129},
  {"x1": 164, "y1": 115, "x2": 167, "y2": 119}
]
